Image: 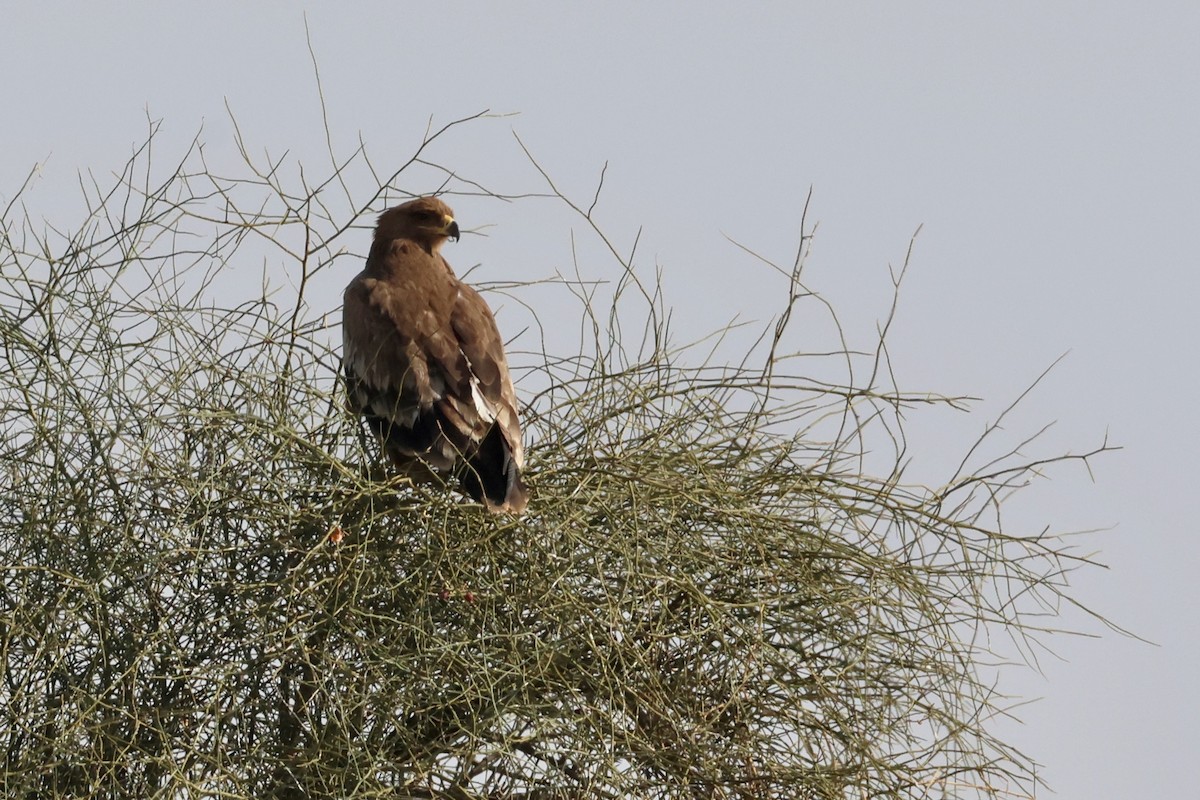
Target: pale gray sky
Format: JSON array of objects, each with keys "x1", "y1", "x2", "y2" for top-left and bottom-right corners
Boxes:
[{"x1": 4, "y1": 3, "x2": 1196, "y2": 796}]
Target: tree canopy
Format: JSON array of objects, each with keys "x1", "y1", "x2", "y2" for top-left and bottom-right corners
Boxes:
[{"x1": 0, "y1": 116, "x2": 1110, "y2": 799}]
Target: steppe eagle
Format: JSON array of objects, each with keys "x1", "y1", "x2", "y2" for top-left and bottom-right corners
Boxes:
[{"x1": 342, "y1": 197, "x2": 528, "y2": 514}]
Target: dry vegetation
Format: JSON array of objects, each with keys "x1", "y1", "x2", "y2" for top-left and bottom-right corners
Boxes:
[{"x1": 0, "y1": 115, "x2": 1110, "y2": 798}]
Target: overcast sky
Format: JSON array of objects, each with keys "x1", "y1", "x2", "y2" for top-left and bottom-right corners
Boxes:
[{"x1": 4, "y1": 3, "x2": 1196, "y2": 796}]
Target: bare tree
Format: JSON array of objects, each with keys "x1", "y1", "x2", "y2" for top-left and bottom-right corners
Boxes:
[{"x1": 0, "y1": 113, "x2": 1111, "y2": 799}]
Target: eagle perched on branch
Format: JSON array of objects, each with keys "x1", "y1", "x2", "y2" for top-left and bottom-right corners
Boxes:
[{"x1": 342, "y1": 197, "x2": 528, "y2": 514}]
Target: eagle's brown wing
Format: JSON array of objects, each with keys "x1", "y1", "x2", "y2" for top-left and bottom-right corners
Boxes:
[
  {"x1": 342, "y1": 239, "x2": 527, "y2": 513},
  {"x1": 448, "y1": 281, "x2": 526, "y2": 508}
]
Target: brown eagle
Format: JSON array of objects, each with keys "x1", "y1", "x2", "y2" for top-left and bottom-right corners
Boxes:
[{"x1": 342, "y1": 197, "x2": 528, "y2": 514}]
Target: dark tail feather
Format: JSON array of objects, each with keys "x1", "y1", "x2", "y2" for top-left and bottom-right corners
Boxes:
[{"x1": 459, "y1": 423, "x2": 528, "y2": 514}]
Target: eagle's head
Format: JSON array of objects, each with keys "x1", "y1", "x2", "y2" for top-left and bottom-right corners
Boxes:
[{"x1": 374, "y1": 196, "x2": 460, "y2": 254}]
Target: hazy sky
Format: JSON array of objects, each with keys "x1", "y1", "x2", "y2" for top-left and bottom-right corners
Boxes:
[{"x1": 4, "y1": 3, "x2": 1196, "y2": 796}]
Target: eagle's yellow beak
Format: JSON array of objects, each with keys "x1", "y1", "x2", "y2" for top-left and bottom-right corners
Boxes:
[{"x1": 442, "y1": 215, "x2": 460, "y2": 242}]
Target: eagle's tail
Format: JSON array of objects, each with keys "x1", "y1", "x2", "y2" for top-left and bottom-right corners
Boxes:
[{"x1": 459, "y1": 423, "x2": 528, "y2": 515}]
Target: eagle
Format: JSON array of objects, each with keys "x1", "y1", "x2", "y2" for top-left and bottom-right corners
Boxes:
[{"x1": 342, "y1": 196, "x2": 528, "y2": 514}]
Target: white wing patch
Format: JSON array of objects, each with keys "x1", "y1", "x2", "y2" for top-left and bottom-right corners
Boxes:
[
  {"x1": 458, "y1": 344, "x2": 496, "y2": 424},
  {"x1": 468, "y1": 377, "x2": 496, "y2": 424}
]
